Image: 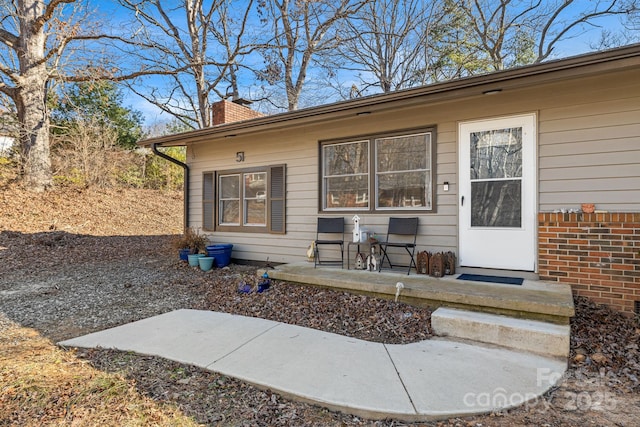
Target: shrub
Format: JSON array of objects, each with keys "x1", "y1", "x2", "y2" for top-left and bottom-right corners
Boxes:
[{"x1": 171, "y1": 227, "x2": 209, "y2": 254}]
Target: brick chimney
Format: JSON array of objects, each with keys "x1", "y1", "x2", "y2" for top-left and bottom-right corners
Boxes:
[{"x1": 211, "y1": 99, "x2": 263, "y2": 126}]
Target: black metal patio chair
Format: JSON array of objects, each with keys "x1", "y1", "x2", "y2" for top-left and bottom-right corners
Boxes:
[
  {"x1": 314, "y1": 217, "x2": 345, "y2": 268},
  {"x1": 379, "y1": 217, "x2": 419, "y2": 275}
]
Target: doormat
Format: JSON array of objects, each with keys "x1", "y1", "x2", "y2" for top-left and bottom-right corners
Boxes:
[{"x1": 457, "y1": 274, "x2": 523, "y2": 286}]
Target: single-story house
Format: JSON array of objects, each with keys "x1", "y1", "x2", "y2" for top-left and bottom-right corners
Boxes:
[{"x1": 141, "y1": 43, "x2": 640, "y2": 315}]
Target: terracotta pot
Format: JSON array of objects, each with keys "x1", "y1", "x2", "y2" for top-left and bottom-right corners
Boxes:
[{"x1": 581, "y1": 203, "x2": 595, "y2": 213}]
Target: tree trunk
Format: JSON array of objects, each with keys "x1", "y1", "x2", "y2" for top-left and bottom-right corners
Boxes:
[
  {"x1": 16, "y1": 76, "x2": 52, "y2": 191},
  {"x1": 15, "y1": 0, "x2": 52, "y2": 191}
]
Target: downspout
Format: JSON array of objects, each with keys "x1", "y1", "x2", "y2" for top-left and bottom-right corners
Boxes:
[{"x1": 152, "y1": 143, "x2": 189, "y2": 231}]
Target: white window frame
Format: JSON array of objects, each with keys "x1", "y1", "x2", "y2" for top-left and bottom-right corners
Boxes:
[
  {"x1": 243, "y1": 171, "x2": 267, "y2": 227},
  {"x1": 218, "y1": 173, "x2": 241, "y2": 226}
]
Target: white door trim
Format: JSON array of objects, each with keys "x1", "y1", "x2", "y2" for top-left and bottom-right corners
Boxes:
[{"x1": 458, "y1": 113, "x2": 538, "y2": 272}]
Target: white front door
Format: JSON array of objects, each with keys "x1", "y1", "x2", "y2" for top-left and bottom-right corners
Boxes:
[{"x1": 458, "y1": 114, "x2": 537, "y2": 271}]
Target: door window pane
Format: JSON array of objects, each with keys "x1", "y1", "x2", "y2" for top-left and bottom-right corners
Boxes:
[
  {"x1": 471, "y1": 180, "x2": 521, "y2": 227},
  {"x1": 470, "y1": 128, "x2": 522, "y2": 180}
]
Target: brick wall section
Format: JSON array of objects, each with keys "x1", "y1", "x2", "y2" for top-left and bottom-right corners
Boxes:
[
  {"x1": 538, "y1": 212, "x2": 640, "y2": 314},
  {"x1": 211, "y1": 100, "x2": 263, "y2": 125}
]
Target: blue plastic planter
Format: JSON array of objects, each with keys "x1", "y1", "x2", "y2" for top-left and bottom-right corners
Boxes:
[
  {"x1": 178, "y1": 248, "x2": 191, "y2": 261},
  {"x1": 187, "y1": 253, "x2": 205, "y2": 267},
  {"x1": 198, "y1": 256, "x2": 215, "y2": 271},
  {"x1": 206, "y1": 244, "x2": 233, "y2": 267}
]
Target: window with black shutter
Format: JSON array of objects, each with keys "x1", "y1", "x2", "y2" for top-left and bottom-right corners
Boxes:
[{"x1": 209, "y1": 164, "x2": 286, "y2": 233}]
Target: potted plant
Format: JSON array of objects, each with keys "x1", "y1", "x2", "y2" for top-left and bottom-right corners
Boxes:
[{"x1": 172, "y1": 227, "x2": 209, "y2": 261}]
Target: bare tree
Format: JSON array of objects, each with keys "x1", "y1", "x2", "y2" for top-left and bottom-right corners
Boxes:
[
  {"x1": 335, "y1": 0, "x2": 444, "y2": 94},
  {"x1": 258, "y1": 0, "x2": 369, "y2": 111},
  {"x1": 118, "y1": 0, "x2": 259, "y2": 129},
  {"x1": 591, "y1": 4, "x2": 640, "y2": 49},
  {"x1": 458, "y1": 0, "x2": 640, "y2": 71},
  {"x1": 0, "y1": 0, "x2": 74, "y2": 190},
  {"x1": 0, "y1": 0, "x2": 166, "y2": 191}
]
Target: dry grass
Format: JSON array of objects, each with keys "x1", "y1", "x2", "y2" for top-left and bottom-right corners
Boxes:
[
  {"x1": 0, "y1": 318, "x2": 200, "y2": 426},
  {"x1": 0, "y1": 180, "x2": 183, "y2": 236},
  {"x1": 0, "y1": 163, "x2": 183, "y2": 236}
]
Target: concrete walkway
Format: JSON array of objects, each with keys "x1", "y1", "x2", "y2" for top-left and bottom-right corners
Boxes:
[{"x1": 59, "y1": 309, "x2": 567, "y2": 422}]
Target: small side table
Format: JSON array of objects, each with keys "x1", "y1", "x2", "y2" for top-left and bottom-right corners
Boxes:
[{"x1": 347, "y1": 241, "x2": 380, "y2": 271}]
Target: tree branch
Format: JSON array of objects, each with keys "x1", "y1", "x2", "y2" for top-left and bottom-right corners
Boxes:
[
  {"x1": 0, "y1": 27, "x2": 19, "y2": 49},
  {"x1": 0, "y1": 81, "x2": 18, "y2": 98},
  {"x1": 34, "y1": 0, "x2": 76, "y2": 33}
]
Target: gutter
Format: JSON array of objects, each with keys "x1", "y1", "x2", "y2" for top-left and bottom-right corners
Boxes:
[{"x1": 152, "y1": 143, "x2": 189, "y2": 231}]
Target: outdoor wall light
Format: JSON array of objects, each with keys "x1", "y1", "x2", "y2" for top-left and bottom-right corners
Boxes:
[{"x1": 236, "y1": 151, "x2": 245, "y2": 162}]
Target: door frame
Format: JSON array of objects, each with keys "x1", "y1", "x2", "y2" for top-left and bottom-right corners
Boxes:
[{"x1": 457, "y1": 113, "x2": 538, "y2": 272}]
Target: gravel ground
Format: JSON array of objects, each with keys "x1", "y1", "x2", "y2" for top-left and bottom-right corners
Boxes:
[{"x1": 0, "y1": 231, "x2": 431, "y2": 345}]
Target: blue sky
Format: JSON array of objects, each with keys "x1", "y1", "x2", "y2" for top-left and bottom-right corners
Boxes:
[{"x1": 87, "y1": 1, "x2": 635, "y2": 127}]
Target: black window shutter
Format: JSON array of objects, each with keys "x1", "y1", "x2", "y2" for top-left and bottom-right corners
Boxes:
[
  {"x1": 269, "y1": 165, "x2": 286, "y2": 234},
  {"x1": 203, "y1": 172, "x2": 215, "y2": 230}
]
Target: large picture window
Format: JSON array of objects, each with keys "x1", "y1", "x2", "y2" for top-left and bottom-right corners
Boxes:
[
  {"x1": 203, "y1": 165, "x2": 285, "y2": 233},
  {"x1": 321, "y1": 129, "x2": 434, "y2": 212}
]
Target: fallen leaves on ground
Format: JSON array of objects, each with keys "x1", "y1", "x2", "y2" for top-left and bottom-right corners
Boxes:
[{"x1": 191, "y1": 264, "x2": 432, "y2": 344}]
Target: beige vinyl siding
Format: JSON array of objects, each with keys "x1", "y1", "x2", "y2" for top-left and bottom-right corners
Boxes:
[
  {"x1": 538, "y1": 69, "x2": 640, "y2": 212},
  {"x1": 187, "y1": 117, "x2": 460, "y2": 264},
  {"x1": 185, "y1": 67, "x2": 639, "y2": 264},
  {"x1": 188, "y1": 131, "x2": 317, "y2": 263}
]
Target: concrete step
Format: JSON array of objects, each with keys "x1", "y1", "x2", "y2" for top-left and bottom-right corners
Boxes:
[{"x1": 431, "y1": 307, "x2": 570, "y2": 358}]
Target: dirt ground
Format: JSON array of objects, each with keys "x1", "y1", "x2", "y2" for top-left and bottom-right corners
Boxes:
[{"x1": 1, "y1": 178, "x2": 639, "y2": 426}]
